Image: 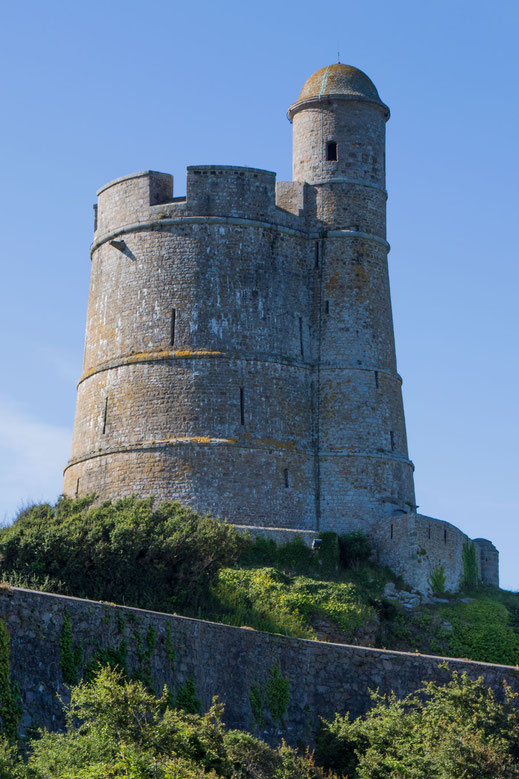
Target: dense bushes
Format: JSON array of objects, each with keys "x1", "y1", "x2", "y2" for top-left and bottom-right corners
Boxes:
[
  {"x1": 8, "y1": 667, "x2": 333, "y2": 778},
  {"x1": 316, "y1": 668, "x2": 519, "y2": 777},
  {"x1": 2, "y1": 665, "x2": 518, "y2": 777},
  {"x1": 439, "y1": 598, "x2": 519, "y2": 665},
  {"x1": 0, "y1": 497, "x2": 246, "y2": 612},
  {"x1": 239, "y1": 532, "x2": 372, "y2": 577}
]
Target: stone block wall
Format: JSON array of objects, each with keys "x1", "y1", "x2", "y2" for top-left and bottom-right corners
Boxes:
[
  {"x1": 1, "y1": 588, "x2": 516, "y2": 744},
  {"x1": 372, "y1": 513, "x2": 499, "y2": 592}
]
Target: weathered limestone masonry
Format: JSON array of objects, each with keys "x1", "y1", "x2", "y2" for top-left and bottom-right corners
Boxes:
[
  {"x1": 64, "y1": 64, "x2": 499, "y2": 591},
  {"x1": 2, "y1": 587, "x2": 517, "y2": 742}
]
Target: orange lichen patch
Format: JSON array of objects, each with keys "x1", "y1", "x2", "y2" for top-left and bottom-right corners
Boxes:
[
  {"x1": 80, "y1": 349, "x2": 224, "y2": 382},
  {"x1": 139, "y1": 436, "x2": 238, "y2": 447},
  {"x1": 254, "y1": 437, "x2": 296, "y2": 452},
  {"x1": 174, "y1": 350, "x2": 223, "y2": 358},
  {"x1": 325, "y1": 273, "x2": 342, "y2": 294}
]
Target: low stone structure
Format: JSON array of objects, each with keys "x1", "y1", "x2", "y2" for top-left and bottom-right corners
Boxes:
[{"x1": 2, "y1": 587, "x2": 517, "y2": 742}]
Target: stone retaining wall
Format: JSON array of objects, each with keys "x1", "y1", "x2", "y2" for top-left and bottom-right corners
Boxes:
[{"x1": 2, "y1": 587, "x2": 517, "y2": 744}]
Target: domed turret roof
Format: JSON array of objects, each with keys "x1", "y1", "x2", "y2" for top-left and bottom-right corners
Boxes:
[{"x1": 288, "y1": 63, "x2": 388, "y2": 119}]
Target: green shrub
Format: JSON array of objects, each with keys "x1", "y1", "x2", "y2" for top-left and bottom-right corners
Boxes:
[
  {"x1": 428, "y1": 564, "x2": 446, "y2": 596},
  {"x1": 0, "y1": 497, "x2": 246, "y2": 612},
  {"x1": 440, "y1": 598, "x2": 519, "y2": 665},
  {"x1": 338, "y1": 532, "x2": 372, "y2": 568},
  {"x1": 462, "y1": 540, "x2": 480, "y2": 589},
  {"x1": 213, "y1": 567, "x2": 376, "y2": 639},
  {"x1": 316, "y1": 667, "x2": 519, "y2": 778},
  {"x1": 22, "y1": 667, "x2": 335, "y2": 778},
  {"x1": 265, "y1": 665, "x2": 290, "y2": 723},
  {"x1": 317, "y1": 532, "x2": 340, "y2": 576}
]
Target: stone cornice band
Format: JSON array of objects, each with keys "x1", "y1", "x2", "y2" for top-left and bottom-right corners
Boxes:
[
  {"x1": 77, "y1": 349, "x2": 403, "y2": 388},
  {"x1": 64, "y1": 439, "x2": 414, "y2": 474},
  {"x1": 91, "y1": 218, "x2": 390, "y2": 257}
]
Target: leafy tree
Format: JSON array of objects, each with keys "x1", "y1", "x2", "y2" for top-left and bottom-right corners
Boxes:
[
  {"x1": 316, "y1": 666, "x2": 519, "y2": 777},
  {"x1": 21, "y1": 667, "x2": 334, "y2": 778},
  {"x1": 338, "y1": 533, "x2": 372, "y2": 568},
  {"x1": 0, "y1": 497, "x2": 247, "y2": 612}
]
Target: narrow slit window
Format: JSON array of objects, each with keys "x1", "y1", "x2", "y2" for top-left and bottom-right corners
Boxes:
[
  {"x1": 326, "y1": 141, "x2": 337, "y2": 161},
  {"x1": 93, "y1": 204, "x2": 98, "y2": 232},
  {"x1": 75, "y1": 477, "x2": 80, "y2": 498},
  {"x1": 299, "y1": 317, "x2": 304, "y2": 358},
  {"x1": 315, "y1": 241, "x2": 320, "y2": 268},
  {"x1": 374, "y1": 370, "x2": 379, "y2": 388},
  {"x1": 428, "y1": 525, "x2": 431, "y2": 540},
  {"x1": 240, "y1": 387, "x2": 245, "y2": 426},
  {"x1": 170, "y1": 308, "x2": 176, "y2": 346},
  {"x1": 284, "y1": 468, "x2": 289, "y2": 488},
  {"x1": 102, "y1": 397, "x2": 108, "y2": 434},
  {"x1": 325, "y1": 300, "x2": 329, "y2": 314},
  {"x1": 390, "y1": 430, "x2": 395, "y2": 451},
  {"x1": 390, "y1": 523, "x2": 394, "y2": 539},
  {"x1": 444, "y1": 529, "x2": 447, "y2": 544}
]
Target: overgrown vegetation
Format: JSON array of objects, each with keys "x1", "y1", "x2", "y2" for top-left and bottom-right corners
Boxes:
[
  {"x1": 1, "y1": 664, "x2": 518, "y2": 777},
  {"x1": 316, "y1": 666, "x2": 519, "y2": 777},
  {"x1": 3, "y1": 666, "x2": 334, "y2": 778},
  {"x1": 0, "y1": 496, "x2": 246, "y2": 612},
  {"x1": 427, "y1": 564, "x2": 446, "y2": 596},
  {"x1": 0, "y1": 620, "x2": 21, "y2": 743},
  {"x1": 462, "y1": 539, "x2": 480, "y2": 588},
  {"x1": 212, "y1": 567, "x2": 377, "y2": 639},
  {"x1": 3, "y1": 497, "x2": 519, "y2": 669}
]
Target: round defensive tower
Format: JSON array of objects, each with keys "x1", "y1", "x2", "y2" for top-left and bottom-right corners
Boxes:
[
  {"x1": 63, "y1": 167, "x2": 317, "y2": 529},
  {"x1": 64, "y1": 62, "x2": 416, "y2": 536},
  {"x1": 288, "y1": 64, "x2": 416, "y2": 530}
]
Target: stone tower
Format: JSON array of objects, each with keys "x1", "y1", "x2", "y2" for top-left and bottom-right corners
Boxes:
[
  {"x1": 63, "y1": 63, "x2": 415, "y2": 534},
  {"x1": 64, "y1": 62, "x2": 499, "y2": 589},
  {"x1": 288, "y1": 65, "x2": 416, "y2": 530}
]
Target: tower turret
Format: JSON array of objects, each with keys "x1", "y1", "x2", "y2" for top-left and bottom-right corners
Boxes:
[{"x1": 289, "y1": 64, "x2": 416, "y2": 529}]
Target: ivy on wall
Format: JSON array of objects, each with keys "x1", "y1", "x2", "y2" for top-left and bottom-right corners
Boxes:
[{"x1": 0, "y1": 619, "x2": 21, "y2": 742}]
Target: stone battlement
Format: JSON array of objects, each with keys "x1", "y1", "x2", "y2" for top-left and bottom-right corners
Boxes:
[{"x1": 94, "y1": 166, "x2": 307, "y2": 241}]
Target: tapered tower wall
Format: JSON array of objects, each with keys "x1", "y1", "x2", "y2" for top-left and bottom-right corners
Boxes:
[
  {"x1": 64, "y1": 168, "x2": 317, "y2": 529},
  {"x1": 289, "y1": 79, "x2": 415, "y2": 530}
]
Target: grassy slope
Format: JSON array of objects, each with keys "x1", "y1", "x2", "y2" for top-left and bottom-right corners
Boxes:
[
  {"x1": 1, "y1": 498, "x2": 518, "y2": 667},
  {"x1": 202, "y1": 548, "x2": 519, "y2": 667}
]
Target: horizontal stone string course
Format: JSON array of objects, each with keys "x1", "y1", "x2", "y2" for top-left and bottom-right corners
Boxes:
[{"x1": 2, "y1": 588, "x2": 517, "y2": 742}]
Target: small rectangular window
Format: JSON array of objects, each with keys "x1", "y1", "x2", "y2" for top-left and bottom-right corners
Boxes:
[
  {"x1": 428, "y1": 525, "x2": 431, "y2": 539},
  {"x1": 326, "y1": 141, "x2": 337, "y2": 161},
  {"x1": 444, "y1": 528, "x2": 447, "y2": 544},
  {"x1": 170, "y1": 309, "x2": 176, "y2": 346},
  {"x1": 299, "y1": 317, "x2": 304, "y2": 358},
  {"x1": 325, "y1": 300, "x2": 329, "y2": 314},
  {"x1": 284, "y1": 468, "x2": 289, "y2": 488},
  {"x1": 93, "y1": 204, "x2": 98, "y2": 232},
  {"x1": 240, "y1": 387, "x2": 245, "y2": 426},
  {"x1": 374, "y1": 370, "x2": 379, "y2": 388},
  {"x1": 315, "y1": 241, "x2": 320, "y2": 268},
  {"x1": 390, "y1": 523, "x2": 394, "y2": 539},
  {"x1": 390, "y1": 431, "x2": 395, "y2": 451},
  {"x1": 102, "y1": 397, "x2": 108, "y2": 434}
]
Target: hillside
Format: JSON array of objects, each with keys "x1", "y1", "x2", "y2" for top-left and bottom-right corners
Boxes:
[{"x1": 1, "y1": 496, "x2": 517, "y2": 668}]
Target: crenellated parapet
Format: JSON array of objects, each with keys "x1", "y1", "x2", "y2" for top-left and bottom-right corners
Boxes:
[{"x1": 94, "y1": 166, "x2": 308, "y2": 247}]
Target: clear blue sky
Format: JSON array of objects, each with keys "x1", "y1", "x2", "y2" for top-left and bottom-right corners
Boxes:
[{"x1": 1, "y1": 0, "x2": 517, "y2": 588}]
